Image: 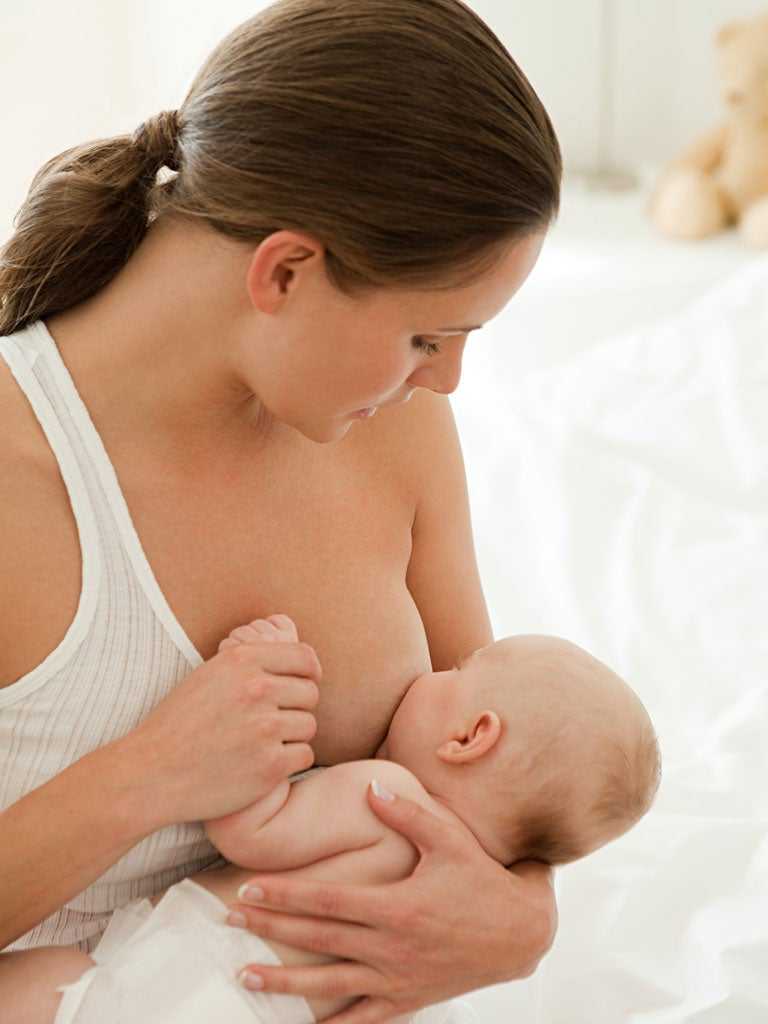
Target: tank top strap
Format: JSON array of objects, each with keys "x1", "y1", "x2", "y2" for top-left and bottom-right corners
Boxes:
[
  {"x1": 9, "y1": 320, "x2": 202, "y2": 668},
  {"x1": 0, "y1": 330, "x2": 102, "y2": 707}
]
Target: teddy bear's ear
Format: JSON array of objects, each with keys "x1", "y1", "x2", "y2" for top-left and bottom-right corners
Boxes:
[{"x1": 716, "y1": 19, "x2": 744, "y2": 47}]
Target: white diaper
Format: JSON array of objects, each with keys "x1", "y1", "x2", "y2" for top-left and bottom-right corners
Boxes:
[
  {"x1": 53, "y1": 878, "x2": 315, "y2": 1023},
  {"x1": 52, "y1": 874, "x2": 479, "y2": 1024}
]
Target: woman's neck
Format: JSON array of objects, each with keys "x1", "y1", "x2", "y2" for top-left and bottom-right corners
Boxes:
[{"x1": 45, "y1": 215, "x2": 280, "y2": 460}]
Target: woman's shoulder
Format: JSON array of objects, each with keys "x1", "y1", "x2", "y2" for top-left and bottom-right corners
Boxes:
[{"x1": 0, "y1": 348, "x2": 59, "y2": 469}]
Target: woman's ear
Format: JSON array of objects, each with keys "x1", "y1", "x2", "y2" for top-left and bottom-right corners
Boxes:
[{"x1": 436, "y1": 710, "x2": 502, "y2": 764}]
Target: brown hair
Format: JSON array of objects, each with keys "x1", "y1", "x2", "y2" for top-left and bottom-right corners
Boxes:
[
  {"x1": 510, "y1": 721, "x2": 663, "y2": 866},
  {"x1": 0, "y1": 0, "x2": 561, "y2": 337}
]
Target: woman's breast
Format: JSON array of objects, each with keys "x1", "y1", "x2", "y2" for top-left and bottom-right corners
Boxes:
[
  {"x1": 243, "y1": 442, "x2": 433, "y2": 765},
  {"x1": 302, "y1": 568, "x2": 432, "y2": 764},
  {"x1": 0, "y1": 392, "x2": 432, "y2": 764},
  {"x1": 121, "y1": 421, "x2": 433, "y2": 765}
]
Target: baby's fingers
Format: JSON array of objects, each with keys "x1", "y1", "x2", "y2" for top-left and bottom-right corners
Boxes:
[
  {"x1": 217, "y1": 628, "x2": 277, "y2": 653},
  {"x1": 265, "y1": 614, "x2": 300, "y2": 641},
  {"x1": 219, "y1": 615, "x2": 297, "y2": 654}
]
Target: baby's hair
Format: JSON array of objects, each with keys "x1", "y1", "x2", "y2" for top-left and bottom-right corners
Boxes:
[
  {"x1": 0, "y1": 0, "x2": 561, "y2": 336},
  {"x1": 474, "y1": 636, "x2": 663, "y2": 867},
  {"x1": 591, "y1": 727, "x2": 662, "y2": 831},
  {"x1": 508, "y1": 710, "x2": 662, "y2": 866}
]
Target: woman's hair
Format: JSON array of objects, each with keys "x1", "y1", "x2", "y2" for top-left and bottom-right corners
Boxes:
[{"x1": 0, "y1": 0, "x2": 562, "y2": 336}]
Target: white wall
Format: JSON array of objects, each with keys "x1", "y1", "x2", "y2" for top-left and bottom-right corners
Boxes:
[
  {"x1": 0, "y1": 1, "x2": 138, "y2": 240},
  {"x1": 612, "y1": 0, "x2": 768, "y2": 173},
  {"x1": 470, "y1": 0, "x2": 768, "y2": 177}
]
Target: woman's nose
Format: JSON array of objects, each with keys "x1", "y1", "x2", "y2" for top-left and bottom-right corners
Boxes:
[{"x1": 410, "y1": 345, "x2": 465, "y2": 396}]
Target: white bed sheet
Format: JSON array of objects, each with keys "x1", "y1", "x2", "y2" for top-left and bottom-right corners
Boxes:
[{"x1": 451, "y1": 182, "x2": 768, "y2": 1021}]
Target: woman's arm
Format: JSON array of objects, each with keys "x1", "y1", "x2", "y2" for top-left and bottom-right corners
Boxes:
[
  {"x1": 402, "y1": 392, "x2": 494, "y2": 670},
  {"x1": 0, "y1": 739, "x2": 154, "y2": 950}
]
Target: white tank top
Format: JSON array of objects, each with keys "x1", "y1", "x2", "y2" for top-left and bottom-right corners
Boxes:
[{"x1": 0, "y1": 319, "x2": 318, "y2": 954}]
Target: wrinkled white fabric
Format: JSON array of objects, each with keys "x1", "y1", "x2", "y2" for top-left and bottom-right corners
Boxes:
[
  {"x1": 452, "y1": 255, "x2": 768, "y2": 1021},
  {"x1": 53, "y1": 879, "x2": 477, "y2": 1024}
]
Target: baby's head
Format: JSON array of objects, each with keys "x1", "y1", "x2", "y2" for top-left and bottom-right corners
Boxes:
[{"x1": 378, "y1": 636, "x2": 661, "y2": 866}]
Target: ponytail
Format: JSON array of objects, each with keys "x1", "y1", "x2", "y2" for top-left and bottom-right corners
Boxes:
[{"x1": 0, "y1": 110, "x2": 180, "y2": 336}]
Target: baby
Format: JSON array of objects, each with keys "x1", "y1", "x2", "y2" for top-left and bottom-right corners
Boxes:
[
  {"x1": 12, "y1": 616, "x2": 661, "y2": 1024},
  {"x1": 211, "y1": 615, "x2": 662, "y2": 871}
]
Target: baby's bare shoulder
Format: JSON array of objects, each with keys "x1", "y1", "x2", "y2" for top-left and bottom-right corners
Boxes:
[
  {"x1": 314, "y1": 759, "x2": 423, "y2": 797},
  {"x1": 312, "y1": 760, "x2": 456, "y2": 826},
  {"x1": 286, "y1": 761, "x2": 452, "y2": 886}
]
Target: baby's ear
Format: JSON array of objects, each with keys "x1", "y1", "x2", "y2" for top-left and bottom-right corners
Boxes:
[{"x1": 436, "y1": 711, "x2": 502, "y2": 763}]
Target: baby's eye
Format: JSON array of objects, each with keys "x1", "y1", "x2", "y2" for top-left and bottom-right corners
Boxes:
[{"x1": 412, "y1": 337, "x2": 442, "y2": 357}]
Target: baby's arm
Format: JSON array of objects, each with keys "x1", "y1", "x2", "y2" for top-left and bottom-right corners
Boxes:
[
  {"x1": 204, "y1": 612, "x2": 432, "y2": 871},
  {"x1": 206, "y1": 757, "x2": 427, "y2": 876},
  {"x1": 204, "y1": 776, "x2": 292, "y2": 862}
]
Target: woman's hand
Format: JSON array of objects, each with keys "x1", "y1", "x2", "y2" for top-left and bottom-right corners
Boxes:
[
  {"x1": 226, "y1": 784, "x2": 558, "y2": 1024},
  {"x1": 117, "y1": 619, "x2": 321, "y2": 829}
]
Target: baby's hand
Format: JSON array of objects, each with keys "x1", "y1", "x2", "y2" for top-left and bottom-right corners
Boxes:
[{"x1": 218, "y1": 614, "x2": 299, "y2": 653}]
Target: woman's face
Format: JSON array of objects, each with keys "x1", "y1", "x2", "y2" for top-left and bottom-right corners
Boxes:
[{"x1": 238, "y1": 228, "x2": 546, "y2": 443}]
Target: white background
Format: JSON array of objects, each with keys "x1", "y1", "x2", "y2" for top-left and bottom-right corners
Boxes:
[{"x1": 2, "y1": 3, "x2": 766, "y2": 1021}]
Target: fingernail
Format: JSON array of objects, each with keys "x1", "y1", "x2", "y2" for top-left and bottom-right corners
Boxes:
[
  {"x1": 237, "y1": 883, "x2": 265, "y2": 903},
  {"x1": 227, "y1": 912, "x2": 247, "y2": 928},
  {"x1": 238, "y1": 969, "x2": 264, "y2": 990},
  {"x1": 371, "y1": 778, "x2": 395, "y2": 801}
]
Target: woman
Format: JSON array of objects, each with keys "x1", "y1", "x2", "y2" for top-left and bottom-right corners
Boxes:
[{"x1": 0, "y1": 0, "x2": 562, "y2": 1020}]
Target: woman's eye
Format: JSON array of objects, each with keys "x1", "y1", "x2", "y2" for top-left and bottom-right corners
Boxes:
[{"x1": 412, "y1": 337, "x2": 442, "y2": 356}]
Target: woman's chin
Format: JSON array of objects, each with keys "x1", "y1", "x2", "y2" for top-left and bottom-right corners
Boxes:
[{"x1": 279, "y1": 415, "x2": 347, "y2": 444}]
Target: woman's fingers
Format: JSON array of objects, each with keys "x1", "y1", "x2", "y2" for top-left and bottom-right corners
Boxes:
[
  {"x1": 233, "y1": 906, "x2": 379, "y2": 962},
  {"x1": 365, "y1": 785, "x2": 469, "y2": 858},
  {"x1": 320, "y1": 998, "x2": 410, "y2": 1024},
  {"x1": 230, "y1": 877, "x2": 397, "y2": 929},
  {"x1": 238, "y1": 671, "x2": 319, "y2": 712},
  {"x1": 224, "y1": 640, "x2": 323, "y2": 685},
  {"x1": 282, "y1": 742, "x2": 316, "y2": 777},
  {"x1": 277, "y1": 709, "x2": 317, "y2": 743},
  {"x1": 510, "y1": 858, "x2": 555, "y2": 889},
  {"x1": 238, "y1": 961, "x2": 384, "y2": 1005}
]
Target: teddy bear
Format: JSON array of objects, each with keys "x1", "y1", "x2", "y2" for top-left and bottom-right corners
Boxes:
[{"x1": 650, "y1": 12, "x2": 768, "y2": 247}]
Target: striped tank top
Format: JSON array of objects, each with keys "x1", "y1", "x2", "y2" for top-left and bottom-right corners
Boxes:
[{"x1": 0, "y1": 319, "x2": 316, "y2": 954}]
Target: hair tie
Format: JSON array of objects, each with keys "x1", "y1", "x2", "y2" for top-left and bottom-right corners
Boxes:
[{"x1": 133, "y1": 109, "x2": 181, "y2": 173}]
